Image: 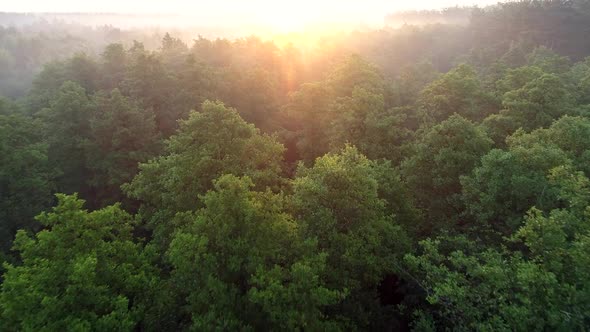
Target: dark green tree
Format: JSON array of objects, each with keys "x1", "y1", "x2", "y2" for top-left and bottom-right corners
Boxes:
[
  {"x1": 122, "y1": 45, "x2": 180, "y2": 136},
  {"x1": 284, "y1": 82, "x2": 334, "y2": 164},
  {"x1": 329, "y1": 87, "x2": 412, "y2": 163},
  {"x1": 37, "y1": 81, "x2": 93, "y2": 197},
  {"x1": 401, "y1": 114, "x2": 492, "y2": 232},
  {"x1": 85, "y1": 89, "x2": 161, "y2": 207},
  {"x1": 418, "y1": 64, "x2": 497, "y2": 122},
  {"x1": 0, "y1": 112, "x2": 54, "y2": 254},
  {"x1": 99, "y1": 43, "x2": 128, "y2": 91}
]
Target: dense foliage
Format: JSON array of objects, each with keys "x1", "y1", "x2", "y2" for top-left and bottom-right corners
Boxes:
[{"x1": 2, "y1": 1, "x2": 590, "y2": 330}]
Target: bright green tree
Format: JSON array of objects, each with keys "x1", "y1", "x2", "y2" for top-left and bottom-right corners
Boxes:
[
  {"x1": 502, "y1": 73, "x2": 574, "y2": 130},
  {"x1": 291, "y1": 146, "x2": 410, "y2": 328},
  {"x1": 461, "y1": 142, "x2": 570, "y2": 238},
  {"x1": 0, "y1": 194, "x2": 159, "y2": 331},
  {"x1": 125, "y1": 100, "x2": 285, "y2": 245},
  {"x1": 167, "y1": 175, "x2": 342, "y2": 330},
  {"x1": 406, "y1": 166, "x2": 590, "y2": 331},
  {"x1": 507, "y1": 115, "x2": 590, "y2": 176},
  {"x1": 464, "y1": 115, "x2": 590, "y2": 238}
]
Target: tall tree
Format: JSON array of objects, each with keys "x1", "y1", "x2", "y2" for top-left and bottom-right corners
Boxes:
[
  {"x1": 99, "y1": 43, "x2": 128, "y2": 91},
  {"x1": 326, "y1": 54, "x2": 385, "y2": 97},
  {"x1": 125, "y1": 100, "x2": 285, "y2": 245},
  {"x1": 85, "y1": 89, "x2": 161, "y2": 207},
  {"x1": 0, "y1": 112, "x2": 54, "y2": 254},
  {"x1": 284, "y1": 82, "x2": 334, "y2": 164},
  {"x1": 291, "y1": 146, "x2": 410, "y2": 328},
  {"x1": 167, "y1": 175, "x2": 341, "y2": 330},
  {"x1": 461, "y1": 136, "x2": 572, "y2": 238},
  {"x1": 122, "y1": 44, "x2": 180, "y2": 136},
  {"x1": 418, "y1": 64, "x2": 497, "y2": 123},
  {"x1": 328, "y1": 87, "x2": 412, "y2": 163},
  {"x1": 401, "y1": 114, "x2": 492, "y2": 232},
  {"x1": 37, "y1": 81, "x2": 93, "y2": 197},
  {"x1": 502, "y1": 73, "x2": 574, "y2": 130}
]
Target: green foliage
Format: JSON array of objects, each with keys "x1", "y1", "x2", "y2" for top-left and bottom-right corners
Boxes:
[
  {"x1": 389, "y1": 62, "x2": 439, "y2": 107},
  {"x1": 222, "y1": 66, "x2": 282, "y2": 133},
  {"x1": 326, "y1": 54, "x2": 385, "y2": 97},
  {"x1": 25, "y1": 62, "x2": 69, "y2": 112},
  {"x1": 464, "y1": 116, "x2": 590, "y2": 238},
  {"x1": 0, "y1": 112, "x2": 54, "y2": 253},
  {"x1": 569, "y1": 56, "x2": 590, "y2": 104},
  {"x1": 286, "y1": 55, "x2": 386, "y2": 164},
  {"x1": 507, "y1": 116, "x2": 590, "y2": 175},
  {"x1": 0, "y1": 194, "x2": 158, "y2": 330},
  {"x1": 405, "y1": 237, "x2": 583, "y2": 331},
  {"x1": 285, "y1": 82, "x2": 334, "y2": 163},
  {"x1": 125, "y1": 100, "x2": 285, "y2": 245},
  {"x1": 85, "y1": 89, "x2": 161, "y2": 207},
  {"x1": 167, "y1": 175, "x2": 341, "y2": 330},
  {"x1": 99, "y1": 43, "x2": 128, "y2": 91},
  {"x1": 122, "y1": 45, "x2": 181, "y2": 136},
  {"x1": 36, "y1": 81, "x2": 93, "y2": 197},
  {"x1": 526, "y1": 46, "x2": 571, "y2": 75},
  {"x1": 65, "y1": 53, "x2": 100, "y2": 94},
  {"x1": 406, "y1": 166, "x2": 590, "y2": 331},
  {"x1": 461, "y1": 146, "x2": 569, "y2": 238},
  {"x1": 160, "y1": 33, "x2": 189, "y2": 73},
  {"x1": 502, "y1": 73, "x2": 574, "y2": 130},
  {"x1": 480, "y1": 112, "x2": 521, "y2": 147},
  {"x1": 292, "y1": 146, "x2": 410, "y2": 327},
  {"x1": 419, "y1": 64, "x2": 497, "y2": 122},
  {"x1": 463, "y1": 116, "x2": 590, "y2": 241},
  {"x1": 25, "y1": 54, "x2": 100, "y2": 112},
  {"x1": 494, "y1": 65, "x2": 545, "y2": 98},
  {"x1": 329, "y1": 87, "x2": 412, "y2": 162},
  {"x1": 402, "y1": 114, "x2": 492, "y2": 231}
]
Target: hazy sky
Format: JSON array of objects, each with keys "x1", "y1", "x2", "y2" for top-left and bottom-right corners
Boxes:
[
  {"x1": 3, "y1": 1, "x2": 500, "y2": 15},
  {"x1": 2, "y1": 0, "x2": 502, "y2": 29}
]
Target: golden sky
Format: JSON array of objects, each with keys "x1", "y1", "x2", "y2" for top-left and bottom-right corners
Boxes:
[{"x1": 3, "y1": 0, "x2": 501, "y2": 31}]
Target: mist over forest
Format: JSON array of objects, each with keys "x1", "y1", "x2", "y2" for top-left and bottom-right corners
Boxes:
[{"x1": 2, "y1": 1, "x2": 590, "y2": 330}]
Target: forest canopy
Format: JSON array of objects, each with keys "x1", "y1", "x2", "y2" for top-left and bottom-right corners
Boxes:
[{"x1": 1, "y1": 0, "x2": 590, "y2": 330}]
